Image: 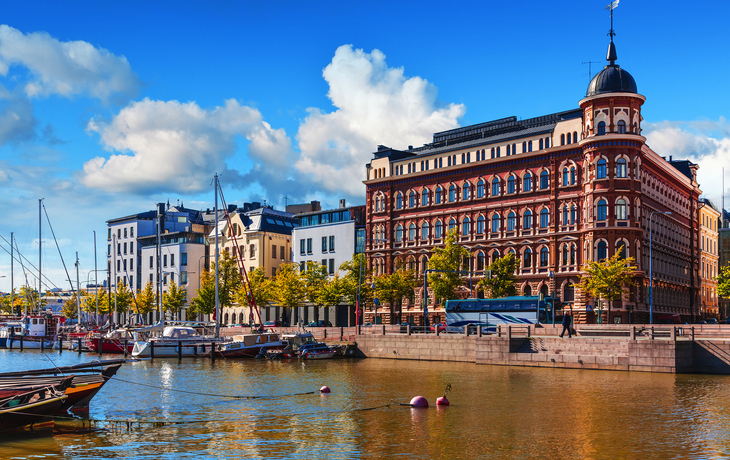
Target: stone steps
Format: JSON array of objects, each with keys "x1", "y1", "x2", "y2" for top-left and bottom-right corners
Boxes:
[{"x1": 516, "y1": 337, "x2": 629, "y2": 357}]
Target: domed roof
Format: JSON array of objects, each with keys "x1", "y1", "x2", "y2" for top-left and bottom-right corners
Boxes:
[{"x1": 585, "y1": 39, "x2": 638, "y2": 97}]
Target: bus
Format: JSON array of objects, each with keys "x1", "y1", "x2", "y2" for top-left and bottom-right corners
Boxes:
[{"x1": 445, "y1": 296, "x2": 554, "y2": 332}]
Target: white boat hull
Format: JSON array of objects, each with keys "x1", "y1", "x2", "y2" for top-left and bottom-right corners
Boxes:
[
  {"x1": 5, "y1": 337, "x2": 56, "y2": 350},
  {"x1": 132, "y1": 340, "x2": 216, "y2": 357}
]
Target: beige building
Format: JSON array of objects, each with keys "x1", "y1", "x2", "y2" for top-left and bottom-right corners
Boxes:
[
  {"x1": 700, "y1": 199, "x2": 721, "y2": 318},
  {"x1": 210, "y1": 205, "x2": 297, "y2": 325}
]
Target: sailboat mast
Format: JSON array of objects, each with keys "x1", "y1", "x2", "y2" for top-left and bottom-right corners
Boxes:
[
  {"x1": 94, "y1": 230, "x2": 99, "y2": 326},
  {"x1": 10, "y1": 232, "x2": 13, "y2": 316},
  {"x1": 214, "y1": 173, "x2": 220, "y2": 339},
  {"x1": 38, "y1": 199, "x2": 42, "y2": 312},
  {"x1": 75, "y1": 252, "x2": 81, "y2": 326}
]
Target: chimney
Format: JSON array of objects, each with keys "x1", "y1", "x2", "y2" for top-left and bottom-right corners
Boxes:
[
  {"x1": 339, "y1": 199, "x2": 346, "y2": 209},
  {"x1": 669, "y1": 155, "x2": 673, "y2": 161},
  {"x1": 228, "y1": 204, "x2": 237, "y2": 212}
]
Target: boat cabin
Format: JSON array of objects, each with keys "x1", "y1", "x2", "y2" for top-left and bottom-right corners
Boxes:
[{"x1": 162, "y1": 326, "x2": 200, "y2": 339}]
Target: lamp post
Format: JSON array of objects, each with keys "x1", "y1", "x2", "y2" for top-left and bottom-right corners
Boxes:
[
  {"x1": 649, "y1": 210, "x2": 672, "y2": 325},
  {"x1": 549, "y1": 270, "x2": 555, "y2": 326},
  {"x1": 355, "y1": 237, "x2": 384, "y2": 327}
]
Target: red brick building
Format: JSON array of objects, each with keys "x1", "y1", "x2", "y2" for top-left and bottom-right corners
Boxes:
[{"x1": 363, "y1": 37, "x2": 702, "y2": 325}]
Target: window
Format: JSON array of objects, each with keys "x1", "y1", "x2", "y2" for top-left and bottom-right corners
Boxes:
[
  {"x1": 124, "y1": 228, "x2": 127, "y2": 238},
  {"x1": 149, "y1": 256, "x2": 153, "y2": 269},
  {"x1": 616, "y1": 158, "x2": 627, "y2": 178},
  {"x1": 540, "y1": 209, "x2": 549, "y2": 228},
  {"x1": 528, "y1": 141, "x2": 533, "y2": 152},
  {"x1": 181, "y1": 271, "x2": 188, "y2": 284},
  {"x1": 563, "y1": 168, "x2": 569, "y2": 186},
  {"x1": 250, "y1": 244, "x2": 256, "y2": 258},
  {"x1": 409, "y1": 191, "x2": 417, "y2": 208},
  {"x1": 512, "y1": 143, "x2": 516, "y2": 155},
  {"x1": 329, "y1": 236, "x2": 335, "y2": 252},
  {"x1": 507, "y1": 212, "x2": 516, "y2": 231},
  {"x1": 597, "y1": 121, "x2": 606, "y2": 135},
  {"x1": 396, "y1": 193, "x2": 403, "y2": 209},
  {"x1": 409, "y1": 224, "x2": 416, "y2": 241},
  {"x1": 477, "y1": 180, "x2": 485, "y2": 198},
  {"x1": 597, "y1": 199, "x2": 608, "y2": 221},
  {"x1": 108, "y1": 228, "x2": 112, "y2": 240},
  {"x1": 477, "y1": 252, "x2": 485, "y2": 271},
  {"x1": 117, "y1": 243, "x2": 120, "y2": 255},
  {"x1": 617, "y1": 241, "x2": 627, "y2": 259},
  {"x1": 567, "y1": 132, "x2": 572, "y2": 144},
  {"x1": 272, "y1": 245, "x2": 278, "y2": 259},
  {"x1": 117, "y1": 260, "x2": 120, "y2": 271},
  {"x1": 170, "y1": 254, "x2": 175, "y2": 266},
  {"x1": 540, "y1": 170, "x2": 549, "y2": 189},
  {"x1": 300, "y1": 239, "x2": 305, "y2": 255},
  {"x1": 421, "y1": 222, "x2": 429, "y2": 240},
  {"x1": 561, "y1": 134, "x2": 566, "y2": 145},
  {"x1": 130, "y1": 244, "x2": 134, "y2": 254},
  {"x1": 307, "y1": 238, "x2": 312, "y2": 253},
  {"x1": 491, "y1": 147, "x2": 495, "y2": 159},
  {"x1": 300, "y1": 261, "x2": 305, "y2": 272},
  {"x1": 123, "y1": 259, "x2": 127, "y2": 271},
  {"x1": 449, "y1": 185, "x2": 456, "y2": 202},
  {"x1": 322, "y1": 237, "x2": 327, "y2": 252},
  {"x1": 573, "y1": 131, "x2": 578, "y2": 142},
  {"x1": 496, "y1": 146, "x2": 501, "y2": 158},
  {"x1": 322, "y1": 259, "x2": 327, "y2": 267},
  {"x1": 435, "y1": 187, "x2": 442, "y2": 204},
  {"x1": 570, "y1": 167, "x2": 576, "y2": 185},
  {"x1": 422, "y1": 188, "x2": 429, "y2": 206},
  {"x1": 507, "y1": 144, "x2": 511, "y2": 156},
  {"x1": 563, "y1": 245, "x2": 569, "y2": 265},
  {"x1": 329, "y1": 259, "x2": 335, "y2": 275},
  {"x1": 617, "y1": 120, "x2": 626, "y2": 134},
  {"x1": 123, "y1": 242, "x2": 127, "y2": 254},
  {"x1": 449, "y1": 218, "x2": 457, "y2": 232},
  {"x1": 523, "y1": 210, "x2": 533, "y2": 230},
  {"x1": 396, "y1": 225, "x2": 403, "y2": 242},
  {"x1": 570, "y1": 245, "x2": 576, "y2": 265},
  {"x1": 523, "y1": 173, "x2": 532, "y2": 192},
  {"x1": 507, "y1": 175, "x2": 516, "y2": 194},
  {"x1": 149, "y1": 274, "x2": 153, "y2": 283},
  {"x1": 523, "y1": 248, "x2": 532, "y2": 267},
  {"x1": 539, "y1": 138, "x2": 544, "y2": 150},
  {"x1": 492, "y1": 177, "x2": 500, "y2": 196},
  {"x1": 435, "y1": 221, "x2": 443, "y2": 239},
  {"x1": 163, "y1": 254, "x2": 167, "y2": 267},
  {"x1": 463, "y1": 182, "x2": 471, "y2": 200},
  {"x1": 522, "y1": 141, "x2": 527, "y2": 152},
  {"x1": 616, "y1": 199, "x2": 627, "y2": 220},
  {"x1": 117, "y1": 229, "x2": 121, "y2": 238},
  {"x1": 477, "y1": 215, "x2": 485, "y2": 234},
  {"x1": 491, "y1": 214, "x2": 500, "y2": 233},
  {"x1": 281, "y1": 246, "x2": 285, "y2": 260},
  {"x1": 462, "y1": 217, "x2": 471, "y2": 235},
  {"x1": 563, "y1": 206, "x2": 569, "y2": 225},
  {"x1": 540, "y1": 247, "x2": 549, "y2": 267},
  {"x1": 181, "y1": 252, "x2": 187, "y2": 266},
  {"x1": 597, "y1": 241, "x2": 608, "y2": 261},
  {"x1": 597, "y1": 159, "x2": 607, "y2": 179}
]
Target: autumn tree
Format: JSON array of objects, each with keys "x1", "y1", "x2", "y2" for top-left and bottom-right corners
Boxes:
[
  {"x1": 317, "y1": 274, "x2": 345, "y2": 309},
  {"x1": 718, "y1": 263, "x2": 730, "y2": 300},
  {"x1": 339, "y1": 253, "x2": 373, "y2": 322},
  {"x1": 62, "y1": 290, "x2": 86, "y2": 320},
  {"x1": 112, "y1": 282, "x2": 134, "y2": 319},
  {"x1": 219, "y1": 250, "x2": 242, "y2": 312},
  {"x1": 427, "y1": 229, "x2": 470, "y2": 306},
  {"x1": 0, "y1": 289, "x2": 22, "y2": 314},
  {"x1": 577, "y1": 252, "x2": 638, "y2": 323},
  {"x1": 270, "y1": 262, "x2": 307, "y2": 325},
  {"x1": 136, "y1": 282, "x2": 157, "y2": 316},
  {"x1": 191, "y1": 269, "x2": 216, "y2": 317},
  {"x1": 303, "y1": 261, "x2": 328, "y2": 322},
  {"x1": 376, "y1": 269, "x2": 417, "y2": 324},
  {"x1": 234, "y1": 267, "x2": 272, "y2": 325},
  {"x1": 477, "y1": 253, "x2": 520, "y2": 298},
  {"x1": 163, "y1": 281, "x2": 188, "y2": 320}
]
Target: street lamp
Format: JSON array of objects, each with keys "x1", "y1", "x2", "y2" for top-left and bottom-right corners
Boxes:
[{"x1": 649, "y1": 210, "x2": 672, "y2": 325}]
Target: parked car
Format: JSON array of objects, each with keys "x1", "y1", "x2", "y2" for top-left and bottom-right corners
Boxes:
[
  {"x1": 307, "y1": 320, "x2": 332, "y2": 327},
  {"x1": 430, "y1": 322, "x2": 447, "y2": 333},
  {"x1": 707, "y1": 318, "x2": 718, "y2": 324},
  {"x1": 264, "y1": 320, "x2": 285, "y2": 328}
]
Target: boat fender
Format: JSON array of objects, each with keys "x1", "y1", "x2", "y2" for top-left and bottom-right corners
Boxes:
[
  {"x1": 409, "y1": 396, "x2": 428, "y2": 408},
  {"x1": 320, "y1": 386, "x2": 331, "y2": 393}
]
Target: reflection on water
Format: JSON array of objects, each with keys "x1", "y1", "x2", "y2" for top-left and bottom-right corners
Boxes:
[{"x1": 2, "y1": 349, "x2": 730, "y2": 459}]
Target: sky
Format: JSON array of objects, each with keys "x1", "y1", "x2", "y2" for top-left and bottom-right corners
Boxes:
[{"x1": 1, "y1": 0, "x2": 729, "y2": 293}]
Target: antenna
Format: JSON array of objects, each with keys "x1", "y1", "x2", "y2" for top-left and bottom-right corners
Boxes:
[{"x1": 582, "y1": 61, "x2": 602, "y2": 81}]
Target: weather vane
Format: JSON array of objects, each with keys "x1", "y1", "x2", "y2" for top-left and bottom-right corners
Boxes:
[{"x1": 605, "y1": 0, "x2": 619, "y2": 40}]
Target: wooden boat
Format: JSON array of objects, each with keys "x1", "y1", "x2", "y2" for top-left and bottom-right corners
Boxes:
[
  {"x1": 0, "y1": 385, "x2": 68, "y2": 432},
  {"x1": 0, "y1": 359, "x2": 124, "y2": 412},
  {"x1": 217, "y1": 332, "x2": 286, "y2": 358}
]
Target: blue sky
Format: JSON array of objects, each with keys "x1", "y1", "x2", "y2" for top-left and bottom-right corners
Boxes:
[{"x1": 1, "y1": 0, "x2": 729, "y2": 292}]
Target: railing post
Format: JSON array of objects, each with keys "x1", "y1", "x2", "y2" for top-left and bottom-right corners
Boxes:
[
  {"x1": 497, "y1": 325, "x2": 501, "y2": 338},
  {"x1": 407, "y1": 324, "x2": 411, "y2": 336},
  {"x1": 59, "y1": 336, "x2": 63, "y2": 354},
  {"x1": 19, "y1": 336, "x2": 23, "y2": 351},
  {"x1": 630, "y1": 326, "x2": 635, "y2": 340},
  {"x1": 210, "y1": 342, "x2": 215, "y2": 362},
  {"x1": 340, "y1": 327, "x2": 343, "y2": 341},
  {"x1": 478, "y1": 325, "x2": 483, "y2": 338},
  {"x1": 324, "y1": 329, "x2": 328, "y2": 339},
  {"x1": 124, "y1": 339, "x2": 128, "y2": 357},
  {"x1": 435, "y1": 325, "x2": 440, "y2": 336},
  {"x1": 670, "y1": 327, "x2": 676, "y2": 341},
  {"x1": 382, "y1": 325, "x2": 386, "y2": 336},
  {"x1": 150, "y1": 341, "x2": 155, "y2": 359},
  {"x1": 650, "y1": 327, "x2": 655, "y2": 341},
  {"x1": 40, "y1": 337, "x2": 44, "y2": 351},
  {"x1": 527, "y1": 325, "x2": 531, "y2": 338},
  {"x1": 464, "y1": 324, "x2": 470, "y2": 337},
  {"x1": 77, "y1": 337, "x2": 82, "y2": 355},
  {"x1": 691, "y1": 327, "x2": 695, "y2": 341},
  {"x1": 507, "y1": 325, "x2": 512, "y2": 340},
  {"x1": 356, "y1": 325, "x2": 361, "y2": 335}
]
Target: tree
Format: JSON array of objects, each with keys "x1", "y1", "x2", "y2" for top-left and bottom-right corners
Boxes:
[
  {"x1": 577, "y1": 252, "x2": 638, "y2": 323},
  {"x1": 477, "y1": 253, "x2": 519, "y2": 298},
  {"x1": 219, "y1": 250, "x2": 242, "y2": 312},
  {"x1": 62, "y1": 290, "x2": 86, "y2": 320},
  {"x1": 234, "y1": 267, "x2": 272, "y2": 324},
  {"x1": 718, "y1": 262, "x2": 730, "y2": 300},
  {"x1": 270, "y1": 263, "x2": 307, "y2": 325},
  {"x1": 18, "y1": 285, "x2": 47, "y2": 311},
  {"x1": 339, "y1": 253, "x2": 373, "y2": 321},
  {"x1": 191, "y1": 270, "x2": 216, "y2": 317},
  {"x1": 113, "y1": 282, "x2": 133, "y2": 316},
  {"x1": 427, "y1": 229, "x2": 470, "y2": 306},
  {"x1": 317, "y1": 274, "x2": 345, "y2": 309},
  {"x1": 376, "y1": 269, "x2": 417, "y2": 324},
  {"x1": 82, "y1": 288, "x2": 111, "y2": 317},
  {"x1": 163, "y1": 281, "x2": 188, "y2": 319},
  {"x1": 303, "y1": 261, "x2": 328, "y2": 322},
  {"x1": 136, "y1": 282, "x2": 157, "y2": 316},
  {"x1": 0, "y1": 289, "x2": 22, "y2": 314}
]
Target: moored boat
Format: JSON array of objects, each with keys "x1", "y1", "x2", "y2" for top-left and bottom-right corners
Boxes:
[
  {"x1": 217, "y1": 332, "x2": 286, "y2": 358},
  {"x1": 298, "y1": 342, "x2": 336, "y2": 359},
  {"x1": 0, "y1": 386, "x2": 68, "y2": 433},
  {"x1": 86, "y1": 328, "x2": 136, "y2": 354},
  {"x1": 132, "y1": 326, "x2": 220, "y2": 358}
]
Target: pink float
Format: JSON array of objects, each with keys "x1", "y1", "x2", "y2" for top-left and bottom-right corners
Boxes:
[
  {"x1": 410, "y1": 396, "x2": 429, "y2": 408},
  {"x1": 320, "y1": 386, "x2": 331, "y2": 393},
  {"x1": 436, "y1": 396, "x2": 450, "y2": 406}
]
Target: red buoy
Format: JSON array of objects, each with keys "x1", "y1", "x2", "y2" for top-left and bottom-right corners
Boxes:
[
  {"x1": 410, "y1": 396, "x2": 428, "y2": 408},
  {"x1": 320, "y1": 386, "x2": 331, "y2": 393},
  {"x1": 436, "y1": 396, "x2": 450, "y2": 406}
]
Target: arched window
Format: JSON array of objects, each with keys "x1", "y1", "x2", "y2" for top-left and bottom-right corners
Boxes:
[
  {"x1": 570, "y1": 167, "x2": 576, "y2": 185},
  {"x1": 421, "y1": 222, "x2": 429, "y2": 240},
  {"x1": 540, "y1": 208, "x2": 549, "y2": 228},
  {"x1": 449, "y1": 185, "x2": 456, "y2": 202},
  {"x1": 422, "y1": 188, "x2": 429, "y2": 206},
  {"x1": 408, "y1": 223, "x2": 416, "y2": 241},
  {"x1": 523, "y1": 210, "x2": 533, "y2": 229},
  {"x1": 396, "y1": 193, "x2": 403, "y2": 209},
  {"x1": 528, "y1": 140, "x2": 533, "y2": 152},
  {"x1": 524, "y1": 284, "x2": 532, "y2": 296},
  {"x1": 570, "y1": 244, "x2": 576, "y2": 265},
  {"x1": 507, "y1": 175, "x2": 516, "y2": 194},
  {"x1": 617, "y1": 120, "x2": 626, "y2": 134},
  {"x1": 477, "y1": 252, "x2": 485, "y2": 271},
  {"x1": 491, "y1": 147, "x2": 495, "y2": 159},
  {"x1": 523, "y1": 248, "x2": 532, "y2": 267},
  {"x1": 507, "y1": 212, "x2": 516, "y2": 231},
  {"x1": 448, "y1": 218, "x2": 457, "y2": 232},
  {"x1": 562, "y1": 206, "x2": 569, "y2": 225},
  {"x1": 597, "y1": 121, "x2": 606, "y2": 135},
  {"x1": 409, "y1": 191, "x2": 417, "y2": 208},
  {"x1": 539, "y1": 138, "x2": 544, "y2": 150},
  {"x1": 567, "y1": 132, "x2": 572, "y2": 144},
  {"x1": 522, "y1": 141, "x2": 527, "y2": 152},
  {"x1": 492, "y1": 177, "x2": 500, "y2": 196},
  {"x1": 616, "y1": 198, "x2": 627, "y2": 220},
  {"x1": 434, "y1": 220, "x2": 443, "y2": 239},
  {"x1": 570, "y1": 205, "x2": 577, "y2": 224},
  {"x1": 395, "y1": 225, "x2": 403, "y2": 242},
  {"x1": 523, "y1": 173, "x2": 533, "y2": 192},
  {"x1": 513, "y1": 143, "x2": 517, "y2": 155},
  {"x1": 616, "y1": 158, "x2": 627, "y2": 178},
  {"x1": 491, "y1": 250, "x2": 501, "y2": 265},
  {"x1": 573, "y1": 131, "x2": 578, "y2": 142},
  {"x1": 562, "y1": 167, "x2": 569, "y2": 185},
  {"x1": 435, "y1": 186, "x2": 442, "y2": 204},
  {"x1": 561, "y1": 134, "x2": 566, "y2": 145},
  {"x1": 477, "y1": 180, "x2": 485, "y2": 198},
  {"x1": 562, "y1": 245, "x2": 569, "y2": 265},
  {"x1": 507, "y1": 144, "x2": 511, "y2": 156},
  {"x1": 462, "y1": 217, "x2": 471, "y2": 235},
  {"x1": 540, "y1": 170, "x2": 549, "y2": 189},
  {"x1": 477, "y1": 215, "x2": 485, "y2": 234},
  {"x1": 597, "y1": 199, "x2": 608, "y2": 221},
  {"x1": 540, "y1": 247, "x2": 549, "y2": 267},
  {"x1": 545, "y1": 137, "x2": 550, "y2": 148},
  {"x1": 597, "y1": 240, "x2": 608, "y2": 261},
  {"x1": 496, "y1": 146, "x2": 501, "y2": 158},
  {"x1": 597, "y1": 159, "x2": 607, "y2": 179},
  {"x1": 617, "y1": 240, "x2": 627, "y2": 259},
  {"x1": 564, "y1": 284, "x2": 575, "y2": 301},
  {"x1": 463, "y1": 182, "x2": 471, "y2": 200},
  {"x1": 491, "y1": 214, "x2": 500, "y2": 233}
]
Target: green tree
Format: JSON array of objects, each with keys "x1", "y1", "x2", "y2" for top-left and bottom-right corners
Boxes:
[
  {"x1": 163, "y1": 281, "x2": 188, "y2": 319},
  {"x1": 477, "y1": 253, "x2": 519, "y2": 298},
  {"x1": 317, "y1": 274, "x2": 345, "y2": 309},
  {"x1": 136, "y1": 282, "x2": 157, "y2": 316},
  {"x1": 270, "y1": 263, "x2": 307, "y2": 324},
  {"x1": 427, "y1": 229, "x2": 470, "y2": 306},
  {"x1": 219, "y1": 250, "x2": 242, "y2": 312},
  {"x1": 577, "y1": 252, "x2": 638, "y2": 323},
  {"x1": 0, "y1": 289, "x2": 23, "y2": 314},
  {"x1": 339, "y1": 253, "x2": 373, "y2": 320},
  {"x1": 234, "y1": 267, "x2": 272, "y2": 324},
  {"x1": 62, "y1": 290, "x2": 86, "y2": 320},
  {"x1": 303, "y1": 261, "x2": 328, "y2": 321},
  {"x1": 376, "y1": 269, "x2": 417, "y2": 324},
  {"x1": 191, "y1": 270, "x2": 216, "y2": 317},
  {"x1": 718, "y1": 263, "x2": 730, "y2": 300},
  {"x1": 82, "y1": 288, "x2": 111, "y2": 316},
  {"x1": 113, "y1": 282, "x2": 133, "y2": 315}
]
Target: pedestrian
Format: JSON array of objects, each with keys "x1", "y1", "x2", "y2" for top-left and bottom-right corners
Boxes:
[{"x1": 560, "y1": 310, "x2": 572, "y2": 338}]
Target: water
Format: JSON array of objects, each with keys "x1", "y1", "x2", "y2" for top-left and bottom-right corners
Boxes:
[{"x1": 2, "y1": 349, "x2": 730, "y2": 459}]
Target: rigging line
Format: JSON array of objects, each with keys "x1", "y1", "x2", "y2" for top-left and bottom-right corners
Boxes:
[
  {"x1": 42, "y1": 202, "x2": 75, "y2": 293},
  {"x1": 106, "y1": 376, "x2": 318, "y2": 400},
  {"x1": 0, "y1": 235, "x2": 64, "y2": 292}
]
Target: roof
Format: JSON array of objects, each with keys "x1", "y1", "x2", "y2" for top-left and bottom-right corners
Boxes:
[
  {"x1": 208, "y1": 206, "x2": 298, "y2": 238},
  {"x1": 586, "y1": 64, "x2": 638, "y2": 97},
  {"x1": 106, "y1": 210, "x2": 157, "y2": 224}
]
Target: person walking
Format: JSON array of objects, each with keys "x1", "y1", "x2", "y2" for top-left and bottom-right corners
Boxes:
[{"x1": 560, "y1": 310, "x2": 572, "y2": 338}]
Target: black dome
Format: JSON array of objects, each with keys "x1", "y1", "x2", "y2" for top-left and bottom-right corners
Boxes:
[{"x1": 586, "y1": 64, "x2": 637, "y2": 97}]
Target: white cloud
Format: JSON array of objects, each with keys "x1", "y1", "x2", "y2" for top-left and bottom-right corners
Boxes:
[
  {"x1": 0, "y1": 25, "x2": 141, "y2": 101},
  {"x1": 0, "y1": 86, "x2": 35, "y2": 146},
  {"x1": 645, "y1": 119, "x2": 730, "y2": 207},
  {"x1": 295, "y1": 45, "x2": 466, "y2": 197},
  {"x1": 81, "y1": 98, "x2": 291, "y2": 194}
]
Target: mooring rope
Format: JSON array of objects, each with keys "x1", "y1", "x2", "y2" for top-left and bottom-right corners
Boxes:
[{"x1": 107, "y1": 377, "x2": 318, "y2": 400}]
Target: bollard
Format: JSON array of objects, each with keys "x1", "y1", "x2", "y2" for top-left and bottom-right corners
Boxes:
[
  {"x1": 435, "y1": 325, "x2": 440, "y2": 336},
  {"x1": 527, "y1": 325, "x2": 531, "y2": 338},
  {"x1": 124, "y1": 339, "x2": 128, "y2": 357},
  {"x1": 691, "y1": 327, "x2": 695, "y2": 341},
  {"x1": 357, "y1": 325, "x2": 361, "y2": 335},
  {"x1": 407, "y1": 324, "x2": 411, "y2": 336},
  {"x1": 202, "y1": 343, "x2": 206, "y2": 354},
  {"x1": 78, "y1": 337, "x2": 82, "y2": 355},
  {"x1": 178, "y1": 340, "x2": 183, "y2": 359},
  {"x1": 630, "y1": 326, "x2": 635, "y2": 340},
  {"x1": 20, "y1": 336, "x2": 23, "y2": 351},
  {"x1": 150, "y1": 341, "x2": 155, "y2": 359},
  {"x1": 40, "y1": 338, "x2": 44, "y2": 352},
  {"x1": 324, "y1": 329, "x2": 327, "y2": 339},
  {"x1": 382, "y1": 325, "x2": 386, "y2": 336},
  {"x1": 670, "y1": 327, "x2": 676, "y2": 341},
  {"x1": 340, "y1": 327, "x2": 344, "y2": 341},
  {"x1": 497, "y1": 325, "x2": 501, "y2": 338},
  {"x1": 58, "y1": 336, "x2": 63, "y2": 354},
  {"x1": 210, "y1": 342, "x2": 216, "y2": 362}
]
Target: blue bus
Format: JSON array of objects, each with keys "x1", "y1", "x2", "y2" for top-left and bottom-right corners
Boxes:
[{"x1": 445, "y1": 296, "x2": 554, "y2": 331}]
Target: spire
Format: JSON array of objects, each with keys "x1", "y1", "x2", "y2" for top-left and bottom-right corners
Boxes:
[{"x1": 605, "y1": 0, "x2": 619, "y2": 65}]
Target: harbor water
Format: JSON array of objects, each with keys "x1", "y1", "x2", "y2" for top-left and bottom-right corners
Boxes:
[{"x1": 2, "y1": 349, "x2": 730, "y2": 459}]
